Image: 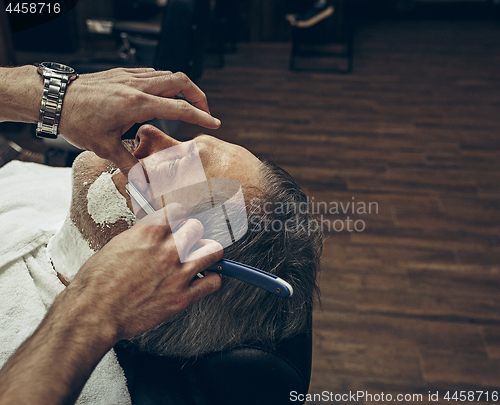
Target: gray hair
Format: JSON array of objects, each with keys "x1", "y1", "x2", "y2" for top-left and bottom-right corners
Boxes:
[{"x1": 126, "y1": 160, "x2": 323, "y2": 358}]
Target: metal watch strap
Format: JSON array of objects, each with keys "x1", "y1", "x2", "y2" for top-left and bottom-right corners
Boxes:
[{"x1": 36, "y1": 72, "x2": 71, "y2": 139}]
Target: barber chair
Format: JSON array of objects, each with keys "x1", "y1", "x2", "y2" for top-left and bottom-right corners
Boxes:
[
  {"x1": 83, "y1": 0, "x2": 209, "y2": 83},
  {"x1": 114, "y1": 321, "x2": 312, "y2": 405},
  {"x1": 81, "y1": 0, "x2": 211, "y2": 139}
]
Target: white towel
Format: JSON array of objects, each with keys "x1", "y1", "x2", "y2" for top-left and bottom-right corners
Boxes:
[
  {"x1": 0, "y1": 161, "x2": 131, "y2": 404},
  {"x1": 0, "y1": 161, "x2": 71, "y2": 269}
]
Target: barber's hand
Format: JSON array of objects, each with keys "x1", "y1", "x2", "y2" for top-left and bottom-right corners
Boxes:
[
  {"x1": 0, "y1": 212, "x2": 221, "y2": 405},
  {"x1": 58, "y1": 68, "x2": 221, "y2": 176},
  {"x1": 66, "y1": 215, "x2": 223, "y2": 342}
]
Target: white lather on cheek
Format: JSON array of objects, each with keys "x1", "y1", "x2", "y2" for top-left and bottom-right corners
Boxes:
[
  {"x1": 49, "y1": 171, "x2": 137, "y2": 283},
  {"x1": 86, "y1": 171, "x2": 136, "y2": 228},
  {"x1": 47, "y1": 215, "x2": 97, "y2": 283}
]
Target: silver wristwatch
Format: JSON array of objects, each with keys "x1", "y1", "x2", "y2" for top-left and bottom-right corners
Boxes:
[{"x1": 36, "y1": 62, "x2": 79, "y2": 139}]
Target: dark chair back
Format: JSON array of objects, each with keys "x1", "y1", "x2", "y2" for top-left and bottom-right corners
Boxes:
[
  {"x1": 115, "y1": 323, "x2": 312, "y2": 405},
  {"x1": 154, "y1": 0, "x2": 210, "y2": 82}
]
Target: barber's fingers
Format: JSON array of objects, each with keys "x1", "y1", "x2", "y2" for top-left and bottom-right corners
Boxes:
[
  {"x1": 173, "y1": 218, "x2": 205, "y2": 258},
  {"x1": 108, "y1": 69, "x2": 220, "y2": 128},
  {"x1": 117, "y1": 70, "x2": 207, "y2": 112},
  {"x1": 122, "y1": 67, "x2": 157, "y2": 74},
  {"x1": 183, "y1": 240, "x2": 223, "y2": 300},
  {"x1": 139, "y1": 203, "x2": 186, "y2": 230},
  {"x1": 130, "y1": 69, "x2": 174, "y2": 78},
  {"x1": 140, "y1": 95, "x2": 221, "y2": 129},
  {"x1": 187, "y1": 271, "x2": 222, "y2": 303},
  {"x1": 160, "y1": 72, "x2": 210, "y2": 114},
  {"x1": 139, "y1": 209, "x2": 163, "y2": 226},
  {"x1": 141, "y1": 71, "x2": 212, "y2": 115},
  {"x1": 165, "y1": 203, "x2": 186, "y2": 229},
  {"x1": 184, "y1": 239, "x2": 223, "y2": 262}
]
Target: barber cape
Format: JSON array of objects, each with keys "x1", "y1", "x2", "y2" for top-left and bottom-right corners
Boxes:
[{"x1": 0, "y1": 161, "x2": 131, "y2": 405}]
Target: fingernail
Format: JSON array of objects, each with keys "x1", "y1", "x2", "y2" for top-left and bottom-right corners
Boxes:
[{"x1": 214, "y1": 118, "x2": 221, "y2": 127}]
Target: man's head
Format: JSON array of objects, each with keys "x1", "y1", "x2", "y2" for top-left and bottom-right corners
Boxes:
[{"x1": 67, "y1": 124, "x2": 322, "y2": 357}]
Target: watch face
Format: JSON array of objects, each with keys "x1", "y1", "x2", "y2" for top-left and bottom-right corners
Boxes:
[{"x1": 40, "y1": 62, "x2": 76, "y2": 75}]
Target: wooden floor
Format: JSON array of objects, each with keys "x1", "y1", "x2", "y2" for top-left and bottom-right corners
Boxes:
[{"x1": 178, "y1": 19, "x2": 500, "y2": 404}]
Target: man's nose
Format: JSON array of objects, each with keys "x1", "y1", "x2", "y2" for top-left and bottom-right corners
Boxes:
[{"x1": 133, "y1": 124, "x2": 181, "y2": 159}]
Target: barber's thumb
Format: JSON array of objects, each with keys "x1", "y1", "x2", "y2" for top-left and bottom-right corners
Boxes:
[{"x1": 112, "y1": 143, "x2": 140, "y2": 178}]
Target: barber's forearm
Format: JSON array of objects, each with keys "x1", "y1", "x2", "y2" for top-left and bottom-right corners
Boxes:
[
  {"x1": 0, "y1": 65, "x2": 41, "y2": 124},
  {"x1": 0, "y1": 285, "x2": 117, "y2": 405}
]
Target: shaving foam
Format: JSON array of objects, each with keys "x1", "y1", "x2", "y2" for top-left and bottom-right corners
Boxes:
[
  {"x1": 87, "y1": 171, "x2": 136, "y2": 227},
  {"x1": 47, "y1": 215, "x2": 97, "y2": 282}
]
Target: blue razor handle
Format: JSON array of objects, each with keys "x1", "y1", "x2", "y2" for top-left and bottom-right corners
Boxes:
[{"x1": 207, "y1": 259, "x2": 293, "y2": 298}]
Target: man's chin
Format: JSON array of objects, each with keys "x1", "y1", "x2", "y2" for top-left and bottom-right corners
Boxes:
[{"x1": 70, "y1": 149, "x2": 136, "y2": 252}]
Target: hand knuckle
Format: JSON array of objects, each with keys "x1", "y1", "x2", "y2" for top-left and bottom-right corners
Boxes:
[
  {"x1": 171, "y1": 295, "x2": 189, "y2": 312},
  {"x1": 124, "y1": 90, "x2": 146, "y2": 106},
  {"x1": 173, "y1": 71, "x2": 189, "y2": 84},
  {"x1": 173, "y1": 99, "x2": 192, "y2": 119},
  {"x1": 113, "y1": 67, "x2": 129, "y2": 77},
  {"x1": 164, "y1": 244, "x2": 180, "y2": 264}
]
